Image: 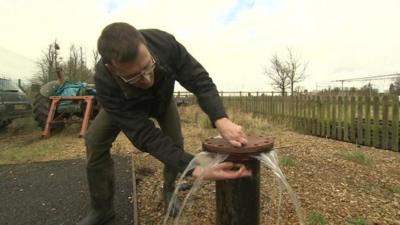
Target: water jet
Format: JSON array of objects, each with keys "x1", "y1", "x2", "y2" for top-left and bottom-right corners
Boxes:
[{"x1": 202, "y1": 135, "x2": 274, "y2": 225}]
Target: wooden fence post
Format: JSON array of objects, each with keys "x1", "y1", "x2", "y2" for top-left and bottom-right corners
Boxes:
[
  {"x1": 312, "y1": 96, "x2": 316, "y2": 135},
  {"x1": 392, "y1": 95, "x2": 399, "y2": 151},
  {"x1": 373, "y1": 95, "x2": 380, "y2": 148},
  {"x1": 321, "y1": 95, "x2": 326, "y2": 137},
  {"x1": 306, "y1": 95, "x2": 311, "y2": 134},
  {"x1": 365, "y1": 96, "x2": 371, "y2": 146},
  {"x1": 317, "y1": 96, "x2": 322, "y2": 136},
  {"x1": 357, "y1": 96, "x2": 364, "y2": 145},
  {"x1": 382, "y1": 95, "x2": 389, "y2": 149},
  {"x1": 338, "y1": 96, "x2": 343, "y2": 140},
  {"x1": 350, "y1": 96, "x2": 356, "y2": 143},
  {"x1": 332, "y1": 96, "x2": 337, "y2": 139},
  {"x1": 299, "y1": 95, "x2": 304, "y2": 133},
  {"x1": 343, "y1": 96, "x2": 349, "y2": 142},
  {"x1": 326, "y1": 95, "x2": 331, "y2": 138}
]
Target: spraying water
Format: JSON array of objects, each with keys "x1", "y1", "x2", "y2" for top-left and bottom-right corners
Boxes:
[
  {"x1": 253, "y1": 150, "x2": 305, "y2": 225},
  {"x1": 162, "y1": 147, "x2": 304, "y2": 225},
  {"x1": 162, "y1": 151, "x2": 228, "y2": 225}
]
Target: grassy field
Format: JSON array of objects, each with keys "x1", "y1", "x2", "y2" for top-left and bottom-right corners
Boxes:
[{"x1": 1, "y1": 106, "x2": 400, "y2": 225}]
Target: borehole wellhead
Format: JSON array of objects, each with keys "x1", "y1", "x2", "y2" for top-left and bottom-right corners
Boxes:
[
  {"x1": 202, "y1": 135, "x2": 274, "y2": 161},
  {"x1": 201, "y1": 135, "x2": 275, "y2": 225}
]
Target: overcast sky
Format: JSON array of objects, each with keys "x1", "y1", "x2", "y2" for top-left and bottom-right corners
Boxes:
[{"x1": 1, "y1": 0, "x2": 399, "y2": 91}]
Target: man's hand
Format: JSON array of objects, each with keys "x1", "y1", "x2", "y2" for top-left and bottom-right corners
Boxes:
[
  {"x1": 215, "y1": 117, "x2": 248, "y2": 147},
  {"x1": 192, "y1": 162, "x2": 252, "y2": 180}
]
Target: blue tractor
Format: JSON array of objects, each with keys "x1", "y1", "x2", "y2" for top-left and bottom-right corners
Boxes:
[{"x1": 32, "y1": 77, "x2": 99, "y2": 133}]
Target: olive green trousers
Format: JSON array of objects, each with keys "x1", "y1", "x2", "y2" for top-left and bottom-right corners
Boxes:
[
  {"x1": 85, "y1": 98, "x2": 184, "y2": 167},
  {"x1": 84, "y1": 98, "x2": 184, "y2": 211}
]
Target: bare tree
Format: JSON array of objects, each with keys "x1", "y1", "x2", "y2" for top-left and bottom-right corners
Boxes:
[
  {"x1": 32, "y1": 40, "x2": 60, "y2": 85},
  {"x1": 286, "y1": 49, "x2": 307, "y2": 95},
  {"x1": 32, "y1": 42, "x2": 95, "y2": 88},
  {"x1": 264, "y1": 49, "x2": 307, "y2": 96},
  {"x1": 264, "y1": 53, "x2": 290, "y2": 96},
  {"x1": 92, "y1": 50, "x2": 99, "y2": 69},
  {"x1": 63, "y1": 45, "x2": 93, "y2": 82},
  {"x1": 90, "y1": 50, "x2": 100, "y2": 79}
]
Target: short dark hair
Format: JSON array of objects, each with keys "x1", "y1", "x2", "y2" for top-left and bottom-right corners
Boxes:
[{"x1": 97, "y1": 22, "x2": 145, "y2": 64}]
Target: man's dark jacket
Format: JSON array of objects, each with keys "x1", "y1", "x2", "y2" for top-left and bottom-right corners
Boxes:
[{"x1": 94, "y1": 29, "x2": 227, "y2": 172}]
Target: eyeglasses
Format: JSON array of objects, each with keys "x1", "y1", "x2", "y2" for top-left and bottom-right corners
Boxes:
[{"x1": 112, "y1": 57, "x2": 156, "y2": 84}]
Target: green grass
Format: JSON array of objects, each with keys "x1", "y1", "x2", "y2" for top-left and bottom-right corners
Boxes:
[
  {"x1": 362, "y1": 183, "x2": 379, "y2": 193},
  {"x1": 227, "y1": 110, "x2": 274, "y2": 134},
  {"x1": 197, "y1": 113, "x2": 213, "y2": 129},
  {"x1": 346, "y1": 217, "x2": 369, "y2": 225},
  {"x1": 307, "y1": 211, "x2": 329, "y2": 225},
  {"x1": 279, "y1": 154, "x2": 296, "y2": 167},
  {"x1": 341, "y1": 151, "x2": 372, "y2": 166},
  {"x1": 0, "y1": 133, "x2": 82, "y2": 164},
  {"x1": 0, "y1": 120, "x2": 83, "y2": 164},
  {"x1": 0, "y1": 141, "x2": 54, "y2": 164},
  {"x1": 195, "y1": 107, "x2": 275, "y2": 133},
  {"x1": 362, "y1": 182, "x2": 400, "y2": 195},
  {"x1": 387, "y1": 185, "x2": 400, "y2": 194},
  {"x1": 0, "y1": 117, "x2": 38, "y2": 135}
]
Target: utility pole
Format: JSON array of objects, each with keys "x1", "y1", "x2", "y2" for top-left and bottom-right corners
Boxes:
[
  {"x1": 48, "y1": 40, "x2": 60, "y2": 82},
  {"x1": 331, "y1": 73, "x2": 400, "y2": 93}
]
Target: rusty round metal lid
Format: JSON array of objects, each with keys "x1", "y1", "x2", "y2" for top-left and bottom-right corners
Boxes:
[{"x1": 202, "y1": 135, "x2": 274, "y2": 155}]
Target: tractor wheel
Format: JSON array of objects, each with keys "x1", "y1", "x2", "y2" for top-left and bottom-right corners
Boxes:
[
  {"x1": 32, "y1": 93, "x2": 65, "y2": 132},
  {"x1": 0, "y1": 119, "x2": 12, "y2": 129}
]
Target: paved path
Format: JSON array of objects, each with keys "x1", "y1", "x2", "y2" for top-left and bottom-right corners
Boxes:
[{"x1": 0, "y1": 156, "x2": 133, "y2": 225}]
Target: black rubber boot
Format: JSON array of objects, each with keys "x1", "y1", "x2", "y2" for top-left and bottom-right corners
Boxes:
[
  {"x1": 76, "y1": 208, "x2": 115, "y2": 225},
  {"x1": 163, "y1": 165, "x2": 182, "y2": 218},
  {"x1": 77, "y1": 162, "x2": 116, "y2": 225}
]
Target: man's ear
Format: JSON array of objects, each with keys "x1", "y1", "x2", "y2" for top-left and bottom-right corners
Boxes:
[{"x1": 104, "y1": 63, "x2": 113, "y2": 72}]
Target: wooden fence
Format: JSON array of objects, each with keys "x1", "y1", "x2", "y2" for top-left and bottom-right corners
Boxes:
[
  {"x1": 173, "y1": 91, "x2": 400, "y2": 151},
  {"x1": 221, "y1": 94, "x2": 400, "y2": 152}
]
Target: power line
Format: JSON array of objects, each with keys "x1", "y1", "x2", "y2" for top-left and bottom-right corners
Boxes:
[
  {"x1": 330, "y1": 73, "x2": 400, "y2": 90},
  {"x1": 331, "y1": 73, "x2": 400, "y2": 82}
]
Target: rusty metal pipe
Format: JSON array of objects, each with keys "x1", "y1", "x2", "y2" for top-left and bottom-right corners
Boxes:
[{"x1": 202, "y1": 135, "x2": 273, "y2": 225}]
